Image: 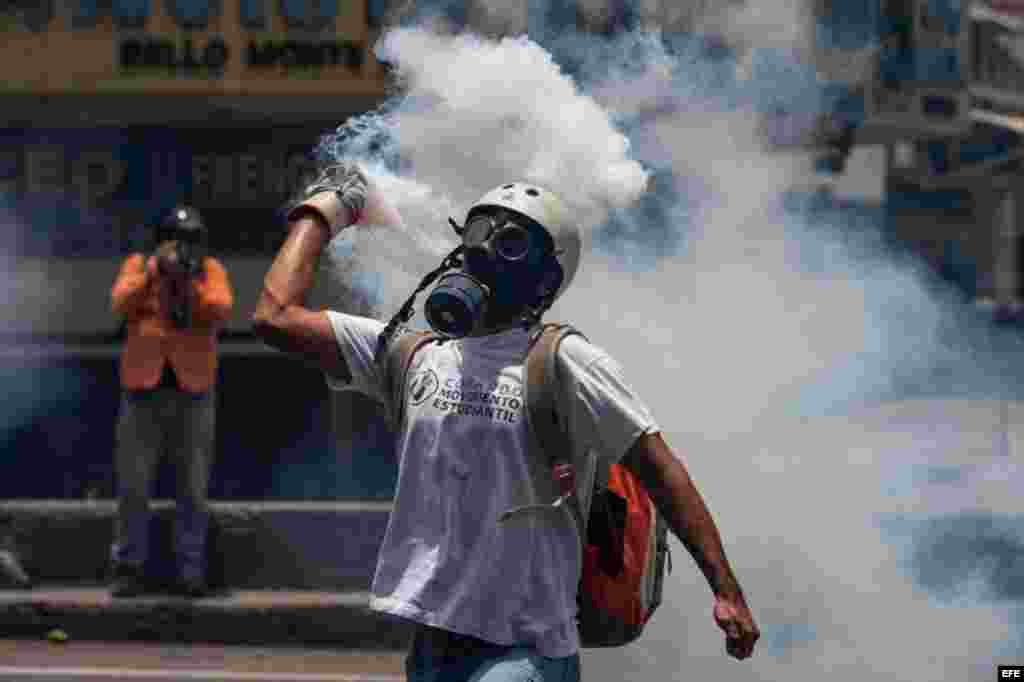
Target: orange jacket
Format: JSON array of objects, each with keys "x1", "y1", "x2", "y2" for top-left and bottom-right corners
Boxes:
[{"x1": 111, "y1": 252, "x2": 234, "y2": 393}]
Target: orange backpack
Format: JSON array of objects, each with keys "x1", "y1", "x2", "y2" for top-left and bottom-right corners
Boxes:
[{"x1": 384, "y1": 323, "x2": 672, "y2": 648}]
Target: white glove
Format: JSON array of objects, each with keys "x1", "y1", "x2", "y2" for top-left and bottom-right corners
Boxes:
[{"x1": 286, "y1": 161, "x2": 369, "y2": 238}]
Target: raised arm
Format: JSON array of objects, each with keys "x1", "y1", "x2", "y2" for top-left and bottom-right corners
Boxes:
[
  {"x1": 252, "y1": 162, "x2": 403, "y2": 381},
  {"x1": 622, "y1": 432, "x2": 760, "y2": 660}
]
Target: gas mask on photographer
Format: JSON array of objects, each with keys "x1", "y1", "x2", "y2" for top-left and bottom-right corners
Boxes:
[{"x1": 376, "y1": 183, "x2": 582, "y2": 357}]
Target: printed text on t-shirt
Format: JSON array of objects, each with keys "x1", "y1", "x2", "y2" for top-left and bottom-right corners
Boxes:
[{"x1": 426, "y1": 377, "x2": 522, "y2": 423}]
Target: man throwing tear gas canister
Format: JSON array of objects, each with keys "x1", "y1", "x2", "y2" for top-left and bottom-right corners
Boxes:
[
  {"x1": 109, "y1": 206, "x2": 234, "y2": 598},
  {"x1": 253, "y1": 163, "x2": 759, "y2": 681}
]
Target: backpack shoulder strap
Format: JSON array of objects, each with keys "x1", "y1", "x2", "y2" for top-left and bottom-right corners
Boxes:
[
  {"x1": 496, "y1": 322, "x2": 587, "y2": 526},
  {"x1": 382, "y1": 329, "x2": 439, "y2": 428},
  {"x1": 524, "y1": 323, "x2": 585, "y2": 467}
]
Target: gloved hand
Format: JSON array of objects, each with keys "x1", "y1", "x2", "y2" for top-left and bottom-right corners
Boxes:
[{"x1": 286, "y1": 161, "x2": 369, "y2": 238}]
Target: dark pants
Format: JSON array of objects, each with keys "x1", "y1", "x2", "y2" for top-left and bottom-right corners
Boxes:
[
  {"x1": 405, "y1": 625, "x2": 581, "y2": 682},
  {"x1": 112, "y1": 383, "x2": 215, "y2": 581}
]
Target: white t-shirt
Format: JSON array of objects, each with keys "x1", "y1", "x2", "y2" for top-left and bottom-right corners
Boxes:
[{"x1": 325, "y1": 312, "x2": 659, "y2": 658}]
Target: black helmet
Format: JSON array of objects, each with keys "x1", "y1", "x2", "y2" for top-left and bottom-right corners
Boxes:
[{"x1": 157, "y1": 205, "x2": 206, "y2": 246}]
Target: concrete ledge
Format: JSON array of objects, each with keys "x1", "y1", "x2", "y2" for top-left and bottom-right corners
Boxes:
[
  {"x1": 0, "y1": 588, "x2": 413, "y2": 649},
  {"x1": 0, "y1": 500, "x2": 392, "y2": 591}
]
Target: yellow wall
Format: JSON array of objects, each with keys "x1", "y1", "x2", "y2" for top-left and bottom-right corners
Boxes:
[{"x1": 0, "y1": 0, "x2": 388, "y2": 96}]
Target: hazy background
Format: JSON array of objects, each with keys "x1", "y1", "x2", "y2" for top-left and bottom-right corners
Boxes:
[{"x1": 314, "y1": 1, "x2": 1024, "y2": 679}]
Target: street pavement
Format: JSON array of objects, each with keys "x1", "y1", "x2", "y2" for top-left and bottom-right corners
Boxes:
[{"x1": 0, "y1": 640, "x2": 406, "y2": 682}]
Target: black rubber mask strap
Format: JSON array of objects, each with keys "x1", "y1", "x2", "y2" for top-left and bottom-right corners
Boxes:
[{"x1": 374, "y1": 245, "x2": 464, "y2": 361}]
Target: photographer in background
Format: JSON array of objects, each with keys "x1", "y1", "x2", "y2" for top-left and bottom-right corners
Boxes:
[{"x1": 109, "y1": 205, "x2": 234, "y2": 598}]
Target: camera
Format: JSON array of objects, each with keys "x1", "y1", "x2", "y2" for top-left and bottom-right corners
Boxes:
[
  {"x1": 162, "y1": 239, "x2": 201, "y2": 279},
  {"x1": 156, "y1": 205, "x2": 207, "y2": 329}
]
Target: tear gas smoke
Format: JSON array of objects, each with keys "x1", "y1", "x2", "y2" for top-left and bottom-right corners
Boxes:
[
  {"x1": 318, "y1": 1, "x2": 1024, "y2": 678},
  {"x1": 317, "y1": 26, "x2": 649, "y2": 319},
  {"x1": 0, "y1": 204, "x2": 86, "y2": 422}
]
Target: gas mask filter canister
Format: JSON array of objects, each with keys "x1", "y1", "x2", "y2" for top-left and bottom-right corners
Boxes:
[{"x1": 423, "y1": 271, "x2": 490, "y2": 338}]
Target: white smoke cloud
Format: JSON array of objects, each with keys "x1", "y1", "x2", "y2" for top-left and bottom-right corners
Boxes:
[
  {"x1": 322, "y1": 26, "x2": 650, "y2": 316},
  {"x1": 320, "y1": 1, "x2": 1024, "y2": 678},
  {"x1": 376, "y1": 28, "x2": 649, "y2": 215}
]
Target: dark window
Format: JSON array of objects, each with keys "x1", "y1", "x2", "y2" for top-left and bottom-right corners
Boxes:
[
  {"x1": 279, "y1": 0, "x2": 339, "y2": 30},
  {"x1": 168, "y1": 0, "x2": 216, "y2": 29},
  {"x1": 112, "y1": 0, "x2": 149, "y2": 28},
  {"x1": 71, "y1": 0, "x2": 99, "y2": 28},
  {"x1": 240, "y1": 0, "x2": 266, "y2": 28},
  {"x1": 817, "y1": 0, "x2": 877, "y2": 50}
]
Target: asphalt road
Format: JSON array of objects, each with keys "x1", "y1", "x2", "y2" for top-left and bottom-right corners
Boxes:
[{"x1": 0, "y1": 640, "x2": 406, "y2": 682}]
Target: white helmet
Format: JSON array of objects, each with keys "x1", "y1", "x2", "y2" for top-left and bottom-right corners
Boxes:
[{"x1": 467, "y1": 182, "x2": 582, "y2": 303}]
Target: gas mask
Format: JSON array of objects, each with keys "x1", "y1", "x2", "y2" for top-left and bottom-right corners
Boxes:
[
  {"x1": 424, "y1": 208, "x2": 562, "y2": 338},
  {"x1": 373, "y1": 182, "x2": 581, "y2": 360}
]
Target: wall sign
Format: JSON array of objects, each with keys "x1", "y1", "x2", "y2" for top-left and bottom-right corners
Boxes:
[{"x1": 0, "y1": 1, "x2": 385, "y2": 94}]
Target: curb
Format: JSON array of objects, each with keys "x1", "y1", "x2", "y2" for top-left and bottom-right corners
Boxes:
[
  {"x1": 0, "y1": 500, "x2": 391, "y2": 591},
  {"x1": 0, "y1": 588, "x2": 414, "y2": 650}
]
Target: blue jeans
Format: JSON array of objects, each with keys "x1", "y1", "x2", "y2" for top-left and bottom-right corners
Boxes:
[
  {"x1": 405, "y1": 625, "x2": 581, "y2": 682},
  {"x1": 112, "y1": 385, "x2": 215, "y2": 581}
]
